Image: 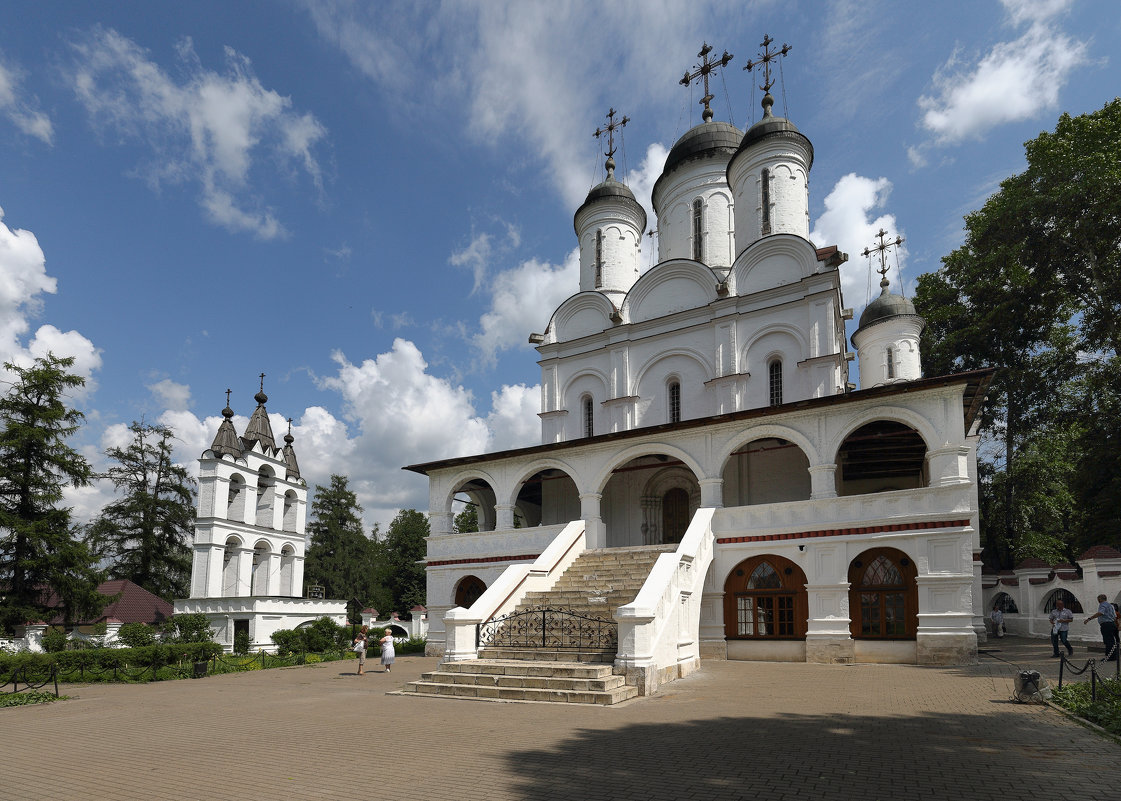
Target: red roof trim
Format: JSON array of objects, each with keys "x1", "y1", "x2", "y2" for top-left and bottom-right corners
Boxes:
[
  {"x1": 427, "y1": 553, "x2": 540, "y2": 567},
  {"x1": 715, "y1": 518, "x2": 969, "y2": 545}
]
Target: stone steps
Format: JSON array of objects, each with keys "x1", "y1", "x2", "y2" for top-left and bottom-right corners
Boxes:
[{"x1": 399, "y1": 659, "x2": 638, "y2": 705}]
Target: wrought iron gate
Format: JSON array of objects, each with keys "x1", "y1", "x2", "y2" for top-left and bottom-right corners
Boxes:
[{"x1": 476, "y1": 607, "x2": 617, "y2": 651}]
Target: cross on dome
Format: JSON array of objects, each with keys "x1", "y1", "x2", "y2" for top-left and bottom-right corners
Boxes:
[
  {"x1": 862, "y1": 228, "x2": 905, "y2": 290},
  {"x1": 744, "y1": 34, "x2": 791, "y2": 118},
  {"x1": 680, "y1": 42, "x2": 733, "y2": 123},
  {"x1": 593, "y1": 108, "x2": 629, "y2": 179}
]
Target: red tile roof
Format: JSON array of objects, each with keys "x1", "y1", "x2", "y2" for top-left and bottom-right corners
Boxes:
[
  {"x1": 1081, "y1": 545, "x2": 1121, "y2": 560},
  {"x1": 42, "y1": 580, "x2": 173, "y2": 625}
]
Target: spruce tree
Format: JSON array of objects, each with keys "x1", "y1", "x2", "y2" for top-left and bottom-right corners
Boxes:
[
  {"x1": 303, "y1": 475, "x2": 378, "y2": 620},
  {"x1": 86, "y1": 422, "x2": 196, "y2": 600},
  {"x1": 0, "y1": 354, "x2": 103, "y2": 631}
]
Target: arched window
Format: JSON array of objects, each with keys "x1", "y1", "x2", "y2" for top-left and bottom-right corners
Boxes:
[
  {"x1": 848, "y1": 548, "x2": 917, "y2": 639},
  {"x1": 692, "y1": 198, "x2": 704, "y2": 262},
  {"x1": 668, "y1": 381, "x2": 681, "y2": 423},
  {"x1": 723, "y1": 555, "x2": 808, "y2": 639},
  {"x1": 1043, "y1": 589, "x2": 1083, "y2": 614},
  {"x1": 227, "y1": 475, "x2": 245, "y2": 521},
  {"x1": 594, "y1": 229, "x2": 604, "y2": 287},
  {"x1": 761, "y1": 168, "x2": 772, "y2": 235},
  {"x1": 885, "y1": 347, "x2": 895, "y2": 380},
  {"x1": 768, "y1": 360, "x2": 783, "y2": 407},
  {"x1": 454, "y1": 575, "x2": 487, "y2": 608},
  {"x1": 582, "y1": 395, "x2": 594, "y2": 438}
]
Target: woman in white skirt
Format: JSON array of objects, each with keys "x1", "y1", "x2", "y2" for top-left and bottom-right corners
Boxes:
[{"x1": 379, "y1": 628, "x2": 395, "y2": 673}]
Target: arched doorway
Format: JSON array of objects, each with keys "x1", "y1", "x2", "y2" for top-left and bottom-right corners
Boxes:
[
  {"x1": 723, "y1": 555, "x2": 808, "y2": 639},
  {"x1": 454, "y1": 575, "x2": 486, "y2": 609},
  {"x1": 600, "y1": 455, "x2": 701, "y2": 547},
  {"x1": 848, "y1": 548, "x2": 918, "y2": 639},
  {"x1": 836, "y1": 421, "x2": 926, "y2": 496}
]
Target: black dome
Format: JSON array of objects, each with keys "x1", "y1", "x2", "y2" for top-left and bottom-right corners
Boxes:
[
  {"x1": 856, "y1": 288, "x2": 920, "y2": 332},
  {"x1": 736, "y1": 114, "x2": 814, "y2": 167},
  {"x1": 662, "y1": 121, "x2": 743, "y2": 177}
]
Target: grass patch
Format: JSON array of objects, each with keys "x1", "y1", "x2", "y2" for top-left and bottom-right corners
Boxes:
[
  {"x1": 0, "y1": 691, "x2": 68, "y2": 708},
  {"x1": 1052, "y1": 677, "x2": 1121, "y2": 737}
]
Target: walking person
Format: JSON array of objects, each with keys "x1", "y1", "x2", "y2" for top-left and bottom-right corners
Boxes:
[
  {"x1": 353, "y1": 624, "x2": 369, "y2": 675},
  {"x1": 380, "y1": 628, "x2": 396, "y2": 673},
  {"x1": 1049, "y1": 597, "x2": 1075, "y2": 658},
  {"x1": 1083, "y1": 594, "x2": 1119, "y2": 661}
]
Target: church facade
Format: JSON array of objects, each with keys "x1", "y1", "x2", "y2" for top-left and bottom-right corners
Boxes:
[{"x1": 407, "y1": 44, "x2": 990, "y2": 688}]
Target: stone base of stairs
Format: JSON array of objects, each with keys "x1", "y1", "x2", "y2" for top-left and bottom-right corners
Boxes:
[{"x1": 397, "y1": 658, "x2": 639, "y2": 705}]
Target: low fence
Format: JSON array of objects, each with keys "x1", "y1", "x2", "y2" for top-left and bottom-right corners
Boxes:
[
  {"x1": 476, "y1": 607, "x2": 617, "y2": 651},
  {"x1": 1059, "y1": 651, "x2": 1121, "y2": 698}
]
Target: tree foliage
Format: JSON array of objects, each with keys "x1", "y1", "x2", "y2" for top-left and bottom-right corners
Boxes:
[
  {"x1": 0, "y1": 354, "x2": 104, "y2": 632},
  {"x1": 303, "y1": 475, "x2": 378, "y2": 621},
  {"x1": 85, "y1": 422, "x2": 196, "y2": 601},
  {"x1": 914, "y1": 98, "x2": 1121, "y2": 566},
  {"x1": 371, "y1": 509, "x2": 429, "y2": 613}
]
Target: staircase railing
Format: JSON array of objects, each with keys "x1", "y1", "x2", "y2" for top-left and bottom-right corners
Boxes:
[
  {"x1": 443, "y1": 520, "x2": 586, "y2": 662},
  {"x1": 615, "y1": 507, "x2": 715, "y2": 695}
]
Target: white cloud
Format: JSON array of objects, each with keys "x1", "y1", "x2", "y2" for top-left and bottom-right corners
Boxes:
[
  {"x1": 301, "y1": 0, "x2": 741, "y2": 208},
  {"x1": 626, "y1": 143, "x2": 669, "y2": 264},
  {"x1": 914, "y1": 0, "x2": 1088, "y2": 150},
  {"x1": 69, "y1": 27, "x2": 327, "y2": 239},
  {"x1": 810, "y1": 174, "x2": 906, "y2": 308},
  {"x1": 472, "y1": 249, "x2": 579, "y2": 367},
  {"x1": 148, "y1": 378, "x2": 192, "y2": 412},
  {"x1": 485, "y1": 384, "x2": 541, "y2": 453},
  {"x1": 0, "y1": 208, "x2": 101, "y2": 393},
  {"x1": 449, "y1": 223, "x2": 521, "y2": 293},
  {"x1": 0, "y1": 54, "x2": 54, "y2": 145}
]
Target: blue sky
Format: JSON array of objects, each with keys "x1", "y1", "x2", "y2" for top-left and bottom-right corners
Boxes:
[{"x1": 0, "y1": 0, "x2": 1117, "y2": 531}]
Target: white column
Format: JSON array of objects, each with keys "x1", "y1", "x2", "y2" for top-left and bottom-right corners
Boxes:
[
  {"x1": 580, "y1": 492, "x2": 604, "y2": 549},
  {"x1": 236, "y1": 547, "x2": 254, "y2": 597},
  {"x1": 699, "y1": 477, "x2": 724, "y2": 508},
  {"x1": 808, "y1": 464, "x2": 838, "y2": 499},
  {"x1": 494, "y1": 504, "x2": 515, "y2": 531}
]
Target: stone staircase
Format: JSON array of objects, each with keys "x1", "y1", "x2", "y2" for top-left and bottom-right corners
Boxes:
[{"x1": 401, "y1": 544, "x2": 675, "y2": 704}]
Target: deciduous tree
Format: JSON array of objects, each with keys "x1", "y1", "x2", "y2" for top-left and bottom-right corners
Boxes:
[{"x1": 303, "y1": 475, "x2": 378, "y2": 621}]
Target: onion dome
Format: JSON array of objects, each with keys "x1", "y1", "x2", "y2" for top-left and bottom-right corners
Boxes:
[
  {"x1": 574, "y1": 156, "x2": 646, "y2": 232},
  {"x1": 735, "y1": 93, "x2": 814, "y2": 166},
  {"x1": 241, "y1": 377, "x2": 276, "y2": 451},
  {"x1": 658, "y1": 121, "x2": 742, "y2": 185},
  {"x1": 209, "y1": 400, "x2": 242, "y2": 458},
  {"x1": 855, "y1": 278, "x2": 920, "y2": 335}
]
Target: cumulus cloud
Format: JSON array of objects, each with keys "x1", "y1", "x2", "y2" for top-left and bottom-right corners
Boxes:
[
  {"x1": 0, "y1": 54, "x2": 54, "y2": 144},
  {"x1": 301, "y1": 0, "x2": 738, "y2": 208},
  {"x1": 913, "y1": 0, "x2": 1087, "y2": 155},
  {"x1": 472, "y1": 249, "x2": 578, "y2": 366},
  {"x1": 148, "y1": 378, "x2": 192, "y2": 412},
  {"x1": 0, "y1": 208, "x2": 101, "y2": 392},
  {"x1": 810, "y1": 174, "x2": 906, "y2": 308},
  {"x1": 626, "y1": 143, "x2": 669, "y2": 266},
  {"x1": 68, "y1": 27, "x2": 327, "y2": 239}
]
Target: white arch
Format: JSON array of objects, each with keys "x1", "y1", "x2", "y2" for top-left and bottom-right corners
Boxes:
[
  {"x1": 632, "y1": 347, "x2": 715, "y2": 390},
  {"x1": 741, "y1": 323, "x2": 810, "y2": 367},
  {"x1": 591, "y1": 442, "x2": 708, "y2": 496},
  {"x1": 504, "y1": 458, "x2": 586, "y2": 507},
  {"x1": 825, "y1": 405, "x2": 940, "y2": 463},
  {"x1": 560, "y1": 367, "x2": 610, "y2": 404},
  {"x1": 545, "y1": 291, "x2": 617, "y2": 344},
  {"x1": 715, "y1": 424, "x2": 820, "y2": 474}
]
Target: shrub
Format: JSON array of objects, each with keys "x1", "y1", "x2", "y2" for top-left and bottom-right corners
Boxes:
[
  {"x1": 301, "y1": 617, "x2": 350, "y2": 654},
  {"x1": 41, "y1": 628, "x2": 68, "y2": 653},
  {"x1": 161, "y1": 613, "x2": 215, "y2": 644},
  {"x1": 117, "y1": 622, "x2": 156, "y2": 648},
  {"x1": 233, "y1": 630, "x2": 250, "y2": 655},
  {"x1": 270, "y1": 629, "x2": 303, "y2": 657}
]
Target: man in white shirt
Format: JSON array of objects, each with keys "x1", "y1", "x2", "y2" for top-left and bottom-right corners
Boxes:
[{"x1": 1048, "y1": 597, "x2": 1074, "y2": 658}]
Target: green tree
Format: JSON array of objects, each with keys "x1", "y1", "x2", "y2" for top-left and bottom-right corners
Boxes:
[
  {"x1": 303, "y1": 475, "x2": 378, "y2": 621},
  {"x1": 453, "y1": 503, "x2": 478, "y2": 533},
  {"x1": 0, "y1": 354, "x2": 104, "y2": 632},
  {"x1": 914, "y1": 98, "x2": 1121, "y2": 565},
  {"x1": 160, "y1": 612, "x2": 215, "y2": 643},
  {"x1": 372, "y1": 509, "x2": 428, "y2": 613},
  {"x1": 85, "y1": 422, "x2": 196, "y2": 600}
]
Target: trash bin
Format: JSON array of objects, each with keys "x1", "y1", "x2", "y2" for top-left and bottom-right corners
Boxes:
[
  {"x1": 1014, "y1": 670, "x2": 1043, "y2": 701},
  {"x1": 192, "y1": 660, "x2": 208, "y2": 679}
]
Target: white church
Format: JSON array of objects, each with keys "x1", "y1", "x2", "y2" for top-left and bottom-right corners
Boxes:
[
  {"x1": 173, "y1": 383, "x2": 346, "y2": 651},
  {"x1": 403, "y1": 39, "x2": 992, "y2": 701}
]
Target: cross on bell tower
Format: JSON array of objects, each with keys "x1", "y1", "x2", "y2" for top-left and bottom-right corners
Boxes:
[
  {"x1": 594, "y1": 108, "x2": 629, "y2": 179},
  {"x1": 680, "y1": 42, "x2": 734, "y2": 123},
  {"x1": 744, "y1": 34, "x2": 791, "y2": 118}
]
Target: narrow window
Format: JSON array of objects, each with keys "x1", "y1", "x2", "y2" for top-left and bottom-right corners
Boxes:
[
  {"x1": 594, "y1": 229, "x2": 603, "y2": 287},
  {"x1": 668, "y1": 381, "x2": 681, "y2": 423},
  {"x1": 768, "y1": 361, "x2": 783, "y2": 407},
  {"x1": 692, "y1": 198, "x2": 704, "y2": 262},
  {"x1": 761, "y1": 168, "x2": 772, "y2": 235},
  {"x1": 885, "y1": 347, "x2": 895, "y2": 379},
  {"x1": 583, "y1": 396, "x2": 594, "y2": 438}
]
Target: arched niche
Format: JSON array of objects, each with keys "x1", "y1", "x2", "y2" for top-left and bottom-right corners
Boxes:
[
  {"x1": 279, "y1": 545, "x2": 296, "y2": 596},
  {"x1": 222, "y1": 535, "x2": 242, "y2": 597},
  {"x1": 723, "y1": 554, "x2": 808, "y2": 639},
  {"x1": 600, "y1": 454, "x2": 701, "y2": 547},
  {"x1": 255, "y1": 466, "x2": 276, "y2": 528},
  {"x1": 513, "y1": 468, "x2": 580, "y2": 527},
  {"x1": 282, "y1": 490, "x2": 298, "y2": 532},
  {"x1": 721, "y1": 437, "x2": 811, "y2": 507},
  {"x1": 835, "y1": 420, "x2": 927, "y2": 496},
  {"x1": 227, "y1": 474, "x2": 246, "y2": 521},
  {"x1": 848, "y1": 547, "x2": 918, "y2": 640},
  {"x1": 251, "y1": 541, "x2": 271, "y2": 596},
  {"x1": 450, "y1": 478, "x2": 498, "y2": 532}
]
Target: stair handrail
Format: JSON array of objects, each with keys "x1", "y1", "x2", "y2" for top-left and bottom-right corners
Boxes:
[
  {"x1": 615, "y1": 507, "x2": 716, "y2": 695},
  {"x1": 443, "y1": 520, "x2": 586, "y2": 661}
]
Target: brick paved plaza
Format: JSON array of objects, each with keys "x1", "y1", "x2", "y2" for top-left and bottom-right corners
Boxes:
[{"x1": 2, "y1": 637, "x2": 1118, "y2": 801}]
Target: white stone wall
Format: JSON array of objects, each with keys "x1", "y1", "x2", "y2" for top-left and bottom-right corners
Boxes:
[
  {"x1": 852, "y1": 315, "x2": 924, "y2": 388},
  {"x1": 653, "y1": 159, "x2": 736, "y2": 269},
  {"x1": 727, "y1": 133, "x2": 812, "y2": 254}
]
